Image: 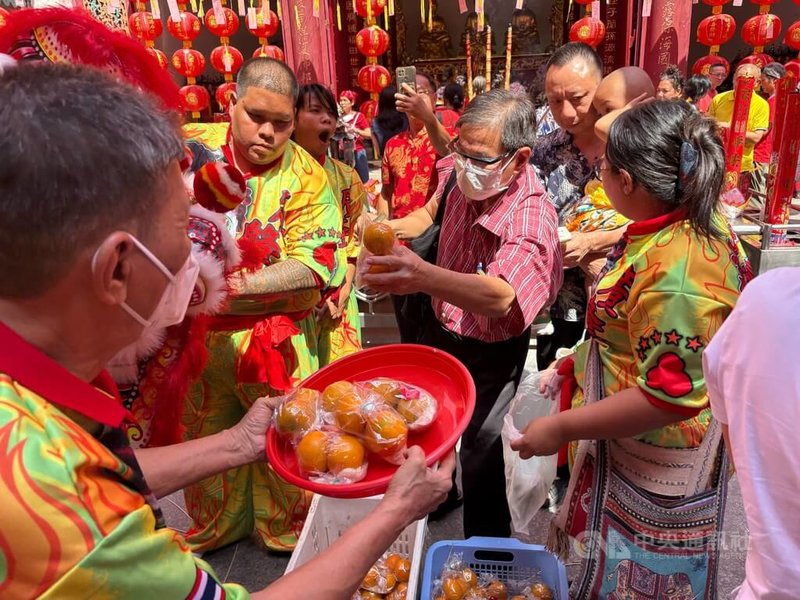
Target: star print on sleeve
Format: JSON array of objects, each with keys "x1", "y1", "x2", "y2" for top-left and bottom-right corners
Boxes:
[
  {"x1": 665, "y1": 329, "x2": 683, "y2": 346},
  {"x1": 650, "y1": 329, "x2": 662, "y2": 344},
  {"x1": 685, "y1": 336, "x2": 704, "y2": 352}
]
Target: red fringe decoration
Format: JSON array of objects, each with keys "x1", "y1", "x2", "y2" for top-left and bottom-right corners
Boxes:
[{"x1": 0, "y1": 8, "x2": 181, "y2": 112}]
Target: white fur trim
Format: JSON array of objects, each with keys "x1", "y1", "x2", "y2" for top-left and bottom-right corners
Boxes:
[
  {"x1": 189, "y1": 204, "x2": 242, "y2": 270},
  {"x1": 107, "y1": 326, "x2": 167, "y2": 384},
  {"x1": 187, "y1": 250, "x2": 227, "y2": 316}
]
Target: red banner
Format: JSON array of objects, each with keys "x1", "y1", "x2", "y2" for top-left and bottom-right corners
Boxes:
[
  {"x1": 722, "y1": 73, "x2": 756, "y2": 193},
  {"x1": 765, "y1": 93, "x2": 800, "y2": 226},
  {"x1": 638, "y1": 0, "x2": 692, "y2": 81},
  {"x1": 600, "y1": 0, "x2": 633, "y2": 74},
  {"x1": 280, "y1": 0, "x2": 336, "y2": 87}
]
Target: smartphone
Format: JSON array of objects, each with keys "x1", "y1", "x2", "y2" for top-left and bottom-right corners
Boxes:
[{"x1": 396, "y1": 66, "x2": 417, "y2": 93}]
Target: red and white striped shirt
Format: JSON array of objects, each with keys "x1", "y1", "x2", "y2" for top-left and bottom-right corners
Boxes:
[{"x1": 433, "y1": 155, "x2": 562, "y2": 343}]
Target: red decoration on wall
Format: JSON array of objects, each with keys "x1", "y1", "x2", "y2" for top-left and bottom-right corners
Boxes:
[
  {"x1": 697, "y1": 14, "x2": 736, "y2": 46},
  {"x1": 569, "y1": 17, "x2": 606, "y2": 48},
  {"x1": 357, "y1": 64, "x2": 391, "y2": 93},
  {"x1": 356, "y1": 25, "x2": 390, "y2": 58},
  {"x1": 741, "y1": 14, "x2": 782, "y2": 47},
  {"x1": 179, "y1": 84, "x2": 211, "y2": 113}
]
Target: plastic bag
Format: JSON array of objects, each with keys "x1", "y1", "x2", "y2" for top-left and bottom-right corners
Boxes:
[
  {"x1": 295, "y1": 429, "x2": 368, "y2": 484},
  {"x1": 273, "y1": 388, "x2": 321, "y2": 443},
  {"x1": 361, "y1": 378, "x2": 438, "y2": 431},
  {"x1": 501, "y1": 370, "x2": 558, "y2": 543}
]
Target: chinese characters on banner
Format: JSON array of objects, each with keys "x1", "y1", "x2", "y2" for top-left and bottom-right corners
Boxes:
[
  {"x1": 600, "y1": 0, "x2": 630, "y2": 74},
  {"x1": 640, "y1": 0, "x2": 693, "y2": 80}
]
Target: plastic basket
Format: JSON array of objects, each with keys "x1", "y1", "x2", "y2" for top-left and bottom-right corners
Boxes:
[
  {"x1": 421, "y1": 536, "x2": 569, "y2": 600},
  {"x1": 285, "y1": 494, "x2": 427, "y2": 599}
]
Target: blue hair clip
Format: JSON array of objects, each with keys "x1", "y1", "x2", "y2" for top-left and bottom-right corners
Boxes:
[{"x1": 677, "y1": 141, "x2": 698, "y2": 197}]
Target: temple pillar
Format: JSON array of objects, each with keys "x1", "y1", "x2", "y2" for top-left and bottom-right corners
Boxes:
[{"x1": 637, "y1": 0, "x2": 693, "y2": 80}]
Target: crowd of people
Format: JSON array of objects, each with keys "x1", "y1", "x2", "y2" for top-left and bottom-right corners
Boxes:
[{"x1": 1, "y1": 6, "x2": 799, "y2": 599}]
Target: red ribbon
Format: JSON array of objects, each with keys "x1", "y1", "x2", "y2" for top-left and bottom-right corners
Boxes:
[
  {"x1": 557, "y1": 356, "x2": 576, "y2": 468},
  {"x1": 235, "y1": 315, "x2": 299, "y2": 391}
]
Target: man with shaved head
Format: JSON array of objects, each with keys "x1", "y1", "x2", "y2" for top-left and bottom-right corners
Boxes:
[
  {"x1": 708, "y1": 63, "x2": 770, "y2": 200},
  {"x1": 592, "y1": 66, "x2": 656, "y2": 116},
  {"x1": 182, "y1": 57, "x2": 344, "y2": 553}
]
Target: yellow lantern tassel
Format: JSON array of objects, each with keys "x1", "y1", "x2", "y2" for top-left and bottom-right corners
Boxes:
[
  {"x1": 276, "y1": 0, "x2": 281, "y2": 19},
  {"x1": 190, "y1": 0, "x2": 198, "y2": 13},
  {"x1": 337, "y1": 0, "x2": 342, "y2": 30},
  {"x1": 294, "y1": 4, "x2": 301, "y2": 28},
  {"x1": 352, "y1": 0, "x2": 356, "y2": 13},
  {"x1": 427, "y1": 0, "x2": 432, "y2": 30},
  {"x1": 367, "y1": 0, "x2": 372, "y2": 22},
  {"x1": 420, "y1": 0, "x2": 424, "y2": 24},
  {"x1": 388, "y1": 0, "x2": 394, "y2": 16},
  {"x1": 198, "y1": 0, "x2": 205, "y2": 18},
  {"x1": 383, "y1": 5, "x2": 388, "y2": 29}
]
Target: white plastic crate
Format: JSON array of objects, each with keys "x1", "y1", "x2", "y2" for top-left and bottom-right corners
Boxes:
[{"x1": 285, "y1": 494, "x2": 427, "y2": 599}]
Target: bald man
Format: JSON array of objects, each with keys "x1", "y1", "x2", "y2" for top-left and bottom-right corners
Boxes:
[
  {"x1": 709, "y1": 63, "x2": 769, "y2": 199},
  {"x1": 182, "y1": 58, "x2": 344, "y2": 553},
  {"x1": 593, "y1": 66, "x2": 656, "y2": 117}
]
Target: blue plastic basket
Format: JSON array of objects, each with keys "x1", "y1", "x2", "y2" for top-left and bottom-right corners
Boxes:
[{"x1": 420, "y1": 536, "x2": 568, "y2": 600}]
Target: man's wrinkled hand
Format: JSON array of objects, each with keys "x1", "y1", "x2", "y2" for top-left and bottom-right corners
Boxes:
[
  {"x1": 510, "y1": 415, "x2": 564, "y2": 460},
  {"x1": 382, "y1": 447, "x2": 456, "y2": 523},
  {"x1": 228, "y1": 396, "x2": 280, "y2": 464},
  {"x1": 359, "y1": 244, "x2": 427, "y2": 295},
  {"x1": 395, "y1": 83, "x2": 434, "y2": 123},
  {"x1": 562, "y1": 231, "x2": 593, "y2": 269}
]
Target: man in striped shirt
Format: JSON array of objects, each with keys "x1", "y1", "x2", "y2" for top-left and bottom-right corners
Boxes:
[{"x1": 364, "y1": 90, "x2": 563, "y2": 537}]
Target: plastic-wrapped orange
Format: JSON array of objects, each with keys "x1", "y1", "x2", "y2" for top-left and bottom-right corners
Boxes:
[
  {"x1": 296, "y1": 430, "x2": 328, "y2": 473},
  {"x1": 442, "y1": 574, "x2": 469, "y2": 600},
  {"x1": 484, "y1": 580, "x2": 508, "y2": 600},
  {"x1": 327, "y1": 433, "x2": 366, "y2": 474},
  {"x1": 275, "y1": 393, "x2": 317, "y2": 440},
  {"x1": 321, "y1": 380, "x2": 355, "y2": 412},
  {"x1": 363, "y1": 222, "x2": 396, "y2": 255},
  {"x1": 462, "y1": 568, "x2": 479, "y2": 588},
  {"x1": 364, "y1": 406, "x2": 408, "y2": 460},
  {"x1": 530, "y1": 582, "x2": 554, "y2": 600},
  {"x1": 393, "y1": 557, "x2": 411, "y2": 583},
  {"x1": 387, "y1": 582, "x2": 408, "y2": 600},
  {"x1": 333, "y1": 391, "x2": 366, "y2": 434}
]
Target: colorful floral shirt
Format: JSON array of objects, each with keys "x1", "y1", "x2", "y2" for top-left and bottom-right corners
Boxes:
[
  {"x1": 0, "y1": 325, "x2": 246, "y2": 599},
  {"x1": 185, "y1": 123, "x2": 345, "y2": 315},
  {"x1": 531, "y1": 129, "x2": 601, "y2": 321},
  {"x1": 381, "y1": 127, "x2": 446, "y2": 219},
  {"x1": 572, "y1": 210, "x2": 752, "y2": 449}
]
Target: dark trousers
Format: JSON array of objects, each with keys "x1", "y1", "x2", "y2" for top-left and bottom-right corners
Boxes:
[
  {"x1": 392, "y1": 293, "x2": 429, "y2": 344},
  {"x1": 419, "y1": 314, "x2": 531, "y2": 538},
  {"x1": 535, "y1": 317, "x2": 585, "y2": 371}
]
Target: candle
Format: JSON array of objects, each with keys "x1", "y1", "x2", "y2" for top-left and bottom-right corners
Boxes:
[
  {"x1": 466, "y1": 33, "x2": 473, "y2": 100},
  {"x1": 485, "y1": 24, "x2": 491, "y2": 91},
  {"x1": 766, "y1": 92, "x2": 800, "y2": 228},
  {"x1": 505, "y1": 24, "x2": 512, "y2": 90}
]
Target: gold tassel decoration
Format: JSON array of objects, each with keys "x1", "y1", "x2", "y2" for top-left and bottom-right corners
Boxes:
[{"x1": 336, "y1": 0, "x2": 342, "y2": 30}]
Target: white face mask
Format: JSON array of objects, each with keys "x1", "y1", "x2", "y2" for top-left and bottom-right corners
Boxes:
[
  {"x1": 454, "y1": 152, "x2": 517, "y2": 202},
  {"x1": 93, "y1": 234, "x2": 200, "y2": 331}
]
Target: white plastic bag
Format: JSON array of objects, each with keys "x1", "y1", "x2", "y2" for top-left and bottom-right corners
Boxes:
[{"x1": 502, "y1": 370, "x2": 558, "y2": 542}]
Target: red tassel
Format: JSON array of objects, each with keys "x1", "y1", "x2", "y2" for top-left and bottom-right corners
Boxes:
[{"x1": 236, "y1": 315, "x2": 298, "y2": 391}]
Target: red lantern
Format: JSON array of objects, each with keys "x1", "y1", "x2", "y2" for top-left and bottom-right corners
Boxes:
[
  {"x1": 741, "y1": 14, "x2": 782, "y2": 47},
  {"x1": 253, "y1": 45, "x2": 285, "y2": 61},
  {"x1": 0, "y1": 8, "x2": 10, "y2": 31},
  {"x1": 247, "y1": 9, "x2": 280, "y2": 39},
  {"x1": 750, "y1": 0, "x2": 779, "y2": 5},
  {"x1": 129, "y1": 11, "x2": 162, "y2": 42},
  {"x1": 167, "y1": 12, "x2": 201, "y2": 42},
  {"x1": 569, "y1": 17, "x2": 606, "y2": 48},
  {"x1": 215, "y1": 81, "x2": 237, "y2": 110},
  {"x1": 785, "y1": 60, "x2": 800, "y2": 80},
  {"x1": 360, "y1": 99, "x2": 378, "y2": 121},
  {"x1": 697, "y1": 14, "x2": 736, "y2": 46},
  {"x1": 172, "y1": 48, "x2": 206, "y2": 79},
  {"x1": 204, "y1": 7, "x2": 239, "y2": 38},
  {"x1": 357, "y1": 64, "x2": 391, "y2": 93},
  {"x1": 210, "y1": 45, "x2": 244, "y2": 75},
  {"x1": 355, "y1": 0, "x2": 387, "y2": 18},
  {"x1": 147, "y1": 47, "x2": 169, "y2": 70},
  {"x1": 738, "y1": 53, "x2": 772, "y2": 69},
  {"x1": 356, "y1": 26, "x2": 391, "y2": 58},
  {"x1": 179, "y1": 84, "x2": 210, "y2": 113},
  {"x1": 701, "y1": 0, "x2": 731, "y2": 5},
  {"x1": 573, "y1": 0, "x2": 592, "y2": 4},
  {"x1": 693, "y1": 54, "x2": 730, "y2": 76},
  {"x1": 785, "y1": 21, "x2": 800, "y2": 51}
]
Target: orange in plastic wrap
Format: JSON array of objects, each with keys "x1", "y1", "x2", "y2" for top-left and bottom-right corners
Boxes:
[
  {"x1": 296, "y1": 430, "x2": 328, "y2": 473},
  {"x1": 530, "y1": 582, "x2": 554, "y2": 600},
  {"x1": 322, "y1": 380, "x2": 355, "y2": 413},
  {"x1": 275, "y1": 389, "x2": 318, "y2": 440},
  {"x1": 442, "y1": 574, "x2": 469, "y2": 600},
  {"x1": 334, "y1": 391, "x2": 367, "y2": 435},
  {"x1": 363, "y1": 222, "x2": 396, "y2": 255},
  {"x1": 387, "y1": 582, "x2": 408, "y2": 600},
  {"x1": 365, "y1": 379, "x2": 404, "y2": 407},
  {"x1": 393, "y1": 557, "x2": 411, "y2": 583},
  {"x1": 462, "y1": 569, "x2": 479, "y2": 588},
  {"x1": 357, "y1": 592, "x2": 383, "y2": 600},
  {"x1": 484, "y1": 580, "x2": 508, "y2": 600},
  {"x1": 327, "y1": 433, "x2": 366, "y2": 474},
  {"x1": 363, "y1": 406, "x2": 408, "y2": 461}
]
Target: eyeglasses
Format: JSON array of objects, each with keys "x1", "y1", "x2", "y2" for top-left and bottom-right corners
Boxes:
[{"x1": 447, "y1": 136, "x2": 511, "y2": 166}]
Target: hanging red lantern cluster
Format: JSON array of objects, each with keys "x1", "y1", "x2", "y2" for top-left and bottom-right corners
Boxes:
[
  {"x1": 692, "y1": 54, "x2": 730, "y2": 76},
  {"x1": 248, "y1": 8, "x2": 284, "y2": 62},
  {"x1": 129, "y1": 11, "x2": 162, "y2": 47},
  {"x1": 568, "y1": 0, "x2": 605, "y2": 49},
  {"x1": 165, "y1": 2, "x2": 209, "y2": 118},
  {"x1": 205, "y1": 3, "x2": 243, "y2": 112},
  {"x1": 696, "y1": 14, "x2": 736, "y2": 46},
  {"x1": 0, "y1": 8, "x2": 9, "y2": 32},
  {"x1": 741, "y1": 13, "x2": 782, "y2": 52},
  {"x1": 355, "y1": 0, "x2": 391, "y2": 101},
  {"x1": 786, "y1": 20, "x2": 800, "y2": 75}
]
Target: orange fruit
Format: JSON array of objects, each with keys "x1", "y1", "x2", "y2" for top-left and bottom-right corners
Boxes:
[
  {"x1": 364, "y1": 407, "x2": 408, "y2": 457},
  {"x1": 321, "y1": 380, "x2": 354, "y2": 413},
  {"x1": 368, "y1": 262, "x2": 394, "y2": 274},
  {"x1": 359, "y1": 592, "x2": 383, "y2": 600},
  {"x1": 293, "y1": 387, "x2": 319, "y2": 405},
  {"x1": 442, "y1": 574, "x2": 469, "y2": 600},
  {"x1": 362, "y1": 566, "x2": 380, "y2": 589},
  {"x1": 388, "y1": 582, "x2": 408, "y2": 600},
  {"x1": 396, "y1": 398, "x2": 426, "y2": 424},
  {"x1": 364, "y1": 222, "x2": 396, "y2": 255},
  {"x1": 275, "y1": 398, "x2": 316, "y2": 439},
  {"x1": 484, "y1": 580, "x2": 507, "y2": 600},
  {"x1": 530, "y1": 583, "x2": 553, "y2": 600},
  {"x1": 393, "y1": 558, "x2": 411, "y2": 583},
  {"x1": 334, "y1": 391, "x2": 366, "y2": 434},
  {"x1": 384, "y1": 553, "x2": 403, "y2": 572},
  {"x1": 296, "y1": 430, "x2": 328, "y2": 473},
  {"x1": 327, "y1": 433, "x2": 366, "y2": 474},
  {"x1": 462, "y1": 568, "x2": 479, "y2": 588},
  {"x1": 367, "y1": 379, "x2": 403, "y2": 407}
]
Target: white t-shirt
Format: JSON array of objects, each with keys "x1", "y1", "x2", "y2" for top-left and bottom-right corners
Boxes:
[{"x1": 704, "y1": 267, "x2": 800, "y2": 600}]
